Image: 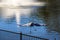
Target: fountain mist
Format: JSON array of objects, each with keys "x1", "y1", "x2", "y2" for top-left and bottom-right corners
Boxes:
[{"x1": 0, "y1": 0, "x2": 46, "y2": 27}]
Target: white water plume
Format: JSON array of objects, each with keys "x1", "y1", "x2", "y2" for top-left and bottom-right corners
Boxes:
[{"x1": 0, "y1": 0, "x2": 46, "y2": 27}]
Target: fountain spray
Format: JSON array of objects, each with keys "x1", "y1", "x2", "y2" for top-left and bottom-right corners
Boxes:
[{"x1": 0, "y1": 0, "x2": 46, "y2": 28}]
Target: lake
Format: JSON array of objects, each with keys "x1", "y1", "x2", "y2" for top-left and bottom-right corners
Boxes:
[{"x1": 0, "y1": 7, "x2": 60, "y2": 40}]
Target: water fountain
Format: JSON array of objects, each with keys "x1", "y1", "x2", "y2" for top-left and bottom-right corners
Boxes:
[
  {"x1": 0, "y1": 0, "x2": 46, "y2": 27},
  {"x1": 0, "y1": 1, "x2": 60, "y2": 40},
  {"x1": 0, "y1": 0, "x2": 47, "y2": 34}
]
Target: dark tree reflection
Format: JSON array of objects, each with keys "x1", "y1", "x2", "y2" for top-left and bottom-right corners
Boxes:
[{"x1": 36, "y1": 0, "x2": 60, "y2": 33}]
